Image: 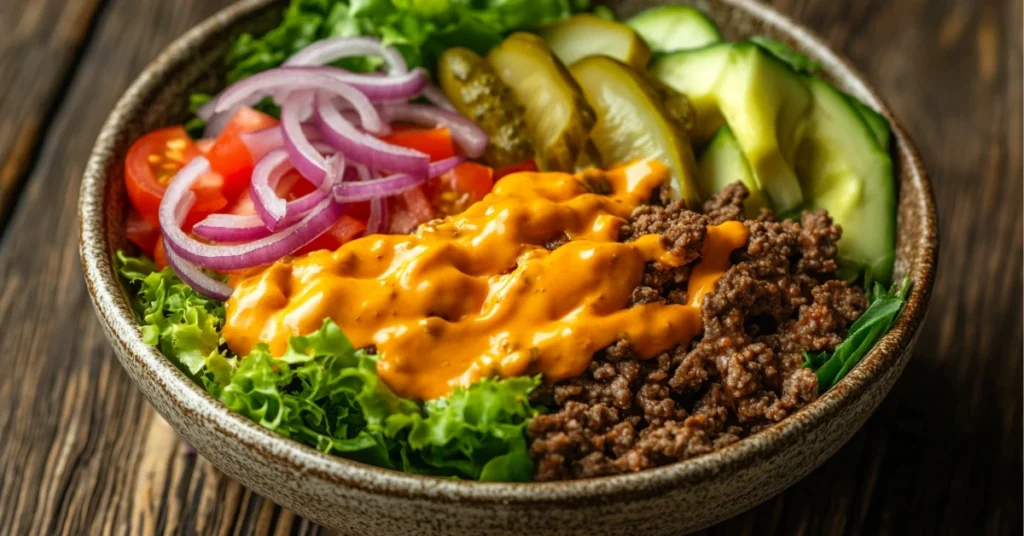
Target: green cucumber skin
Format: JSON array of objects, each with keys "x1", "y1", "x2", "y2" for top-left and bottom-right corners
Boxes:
[
  {"x1": 843, "y1": 92, "x2": 892, "y2": 151},
  {"x1": 650, "y1": 43, "x2": 734, "y2": 145},
  {"x1": 627, "y1": 5, "x2": 722, "y2": 54},
  {"x1": 797, "y1": 78, "x2": 896, "y2": 283},
  {"x1": 698, "y1": 126, "x2": 767, "y2": 217},
  {"x1": 651, "y1": 38, "x2": 897, "y2": 283}
]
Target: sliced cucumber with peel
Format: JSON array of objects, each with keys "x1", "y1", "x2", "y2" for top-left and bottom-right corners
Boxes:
[
  {"x1": 698, "y1": 126, "x2": 767, "y2": 217},
  {"x1": 795, "y1": 78, "x2": 896, "y2": 283},
  {"x1": 627, "y1": 5, "x2": 723, "y2": 54},
  {"x1": 649, "y1": 42, "x2": 733, "y2": 145},
  {"x1": 652, "y1": 38, "x2": 895, "y2": 281},
  {"x1": 843, "y1": 92, "x2": 892, "y2": 151},
  {"x1": 653, "y1": 42, "x2": 810, "y2": 213}
]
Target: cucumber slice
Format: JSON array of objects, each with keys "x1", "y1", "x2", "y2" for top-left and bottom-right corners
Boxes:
[
  {"x1": 843, "y1": 92, "x2": 892, "y2": 151},
  {"x1": 649, "y1": 42, "x2": 733, "y2": 145},
  {"x1": 655, "y1": 43, "x2": 809, "y2": 211},
  {"x1": 697, "y1": 126, "x2": 767, "y2": 216},
  {"x1": 795, "y1": 78, "x2": 896, "y2": 283},
  {"x1": 626, "y1": 5, "x2": 722, "y2": 54}
]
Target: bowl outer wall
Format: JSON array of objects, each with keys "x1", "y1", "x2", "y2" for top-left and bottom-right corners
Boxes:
[{"x1": 78, "y1": 0, "x2": 938, "y2": 534}]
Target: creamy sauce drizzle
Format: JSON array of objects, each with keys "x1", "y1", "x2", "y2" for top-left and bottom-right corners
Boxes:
[{"x1": 224, "y1": 161, "x2": 749, "y2": 400}]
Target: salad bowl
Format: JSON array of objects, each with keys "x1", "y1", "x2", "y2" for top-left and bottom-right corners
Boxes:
[{"x1": 79, "y1": 0, "x2": 937, "y2": 534}]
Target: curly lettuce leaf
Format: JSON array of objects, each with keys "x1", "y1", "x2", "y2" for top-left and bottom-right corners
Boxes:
[
  {"x1": 116, "y1": 252, "x2": 225, "y2": 376},
  {"x1": 116, "y1": 252, "x2": 541, "y2": 480},
  {"x1": 222, "y1": 0, "x2": 588, "y2": 83},
  {"x1": 209, "y1": 318, "x2": 541, "y2": 479},
  {"x1": 387, "y1": 375, "x2": 540, "y2": 481},
  {"x1": 803, "y1": 278, "x2": 910, "y2": 393}
]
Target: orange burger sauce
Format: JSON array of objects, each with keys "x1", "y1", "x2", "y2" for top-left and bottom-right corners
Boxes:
[{"x1": 223, "y1": 161, "x2": 748, "y2": 400}]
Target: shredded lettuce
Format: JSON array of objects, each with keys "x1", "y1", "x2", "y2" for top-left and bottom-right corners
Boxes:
[
  {"x1": 116, "y1": 252, "x2": 540, "y2": 481},
  {"x1": 803, "y1": 278, "x2": 910, "y2": 393},
  {"x1": 116, "y1": 252, "x2": 226, "y2": 377},
  {"x1": 222, "y1": 0, "x2": 589, "y2": 83}
]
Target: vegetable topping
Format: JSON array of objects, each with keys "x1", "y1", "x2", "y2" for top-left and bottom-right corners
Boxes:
[
  {"x1": 222, "y1": 161, "x2": 749, "y2": 400},
  {"x1": 113, "y1": 0, "x2": 911, "y2": 482}
]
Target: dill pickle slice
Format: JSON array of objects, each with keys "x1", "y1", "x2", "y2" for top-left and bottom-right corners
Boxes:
[
  {"x1": 541, "y1": 14, "x2": 651, "y2": 72},
  {"x1": 570, "y1": 55, "x2": 702, "y2": 207},
  {"x1": 437, "y1": 47, "x2": 535, "y2": 168},
  {"x1": 487, "y1": 33, "x2": 596, "y2": 172},
  {"x1": 644, "y1": 73, "x2": 696, "y2": 135}
]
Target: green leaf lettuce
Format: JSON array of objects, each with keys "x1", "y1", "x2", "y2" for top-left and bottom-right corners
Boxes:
[
  {"x1": 803, "y1": 278, "x2": 910, "y2": 393},
  {"x1": 117, "y1": 252, "x2": 541, "y2": 481}
]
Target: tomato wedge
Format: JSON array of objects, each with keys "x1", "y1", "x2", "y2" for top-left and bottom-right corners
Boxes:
[
  {"x1": 153, "y1": 237, "x2": 169, "y2": 270},
  {"x1": 494, "y1": 160, "x2": 537, "y2": 181},
  {"x1": 388, "y1": 187, "x2": 436, "y2": 234},
  {"x1": 382, "y1": 127, "x2": 457, "y2": 162},
  {"x1": 426, "y1": 162, "x2": 494, "y2": 216},
  {"x1": 206, "y1": 107, "x2": 279, "y2": 200},
  {"x1": 124, "y1": 207, "x2": 159, "y2": 257},
  {"x1": 125, "y1": 126, "x2": 227, "y2": 227},
  {"x1": 295, "y1": 214, "x2": 367, "y2": 255}
]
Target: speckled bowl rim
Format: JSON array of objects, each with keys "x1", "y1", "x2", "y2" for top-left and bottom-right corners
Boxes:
[{"x1": 80, "y1": 0, "x2": 937, "y2": 506}]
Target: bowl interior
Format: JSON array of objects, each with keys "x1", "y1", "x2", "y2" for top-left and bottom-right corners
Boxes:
[{"x1": 80, "y1": 0, "x2": 936, "y2": 503}]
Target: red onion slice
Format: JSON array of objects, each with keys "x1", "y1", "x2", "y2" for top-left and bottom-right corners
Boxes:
[
  {"x1": 365, "y1": 197, "x2": 387, "y2": 236},
  {"x1": 202, "y1": 106, "x2": 238, "y2": 138},
  {"x1": 314, "y1": 66, "x2": 428, "y2": 102},
  {"x1": 252, "y1": 144, "x2": 343, "y2": 230},
  {"x1": 159, "y1": 157, "x2": 347, "y2": 271},
  {"x1": 332, "y1": 156, "x2": 464, "y2": 202},
  {"x1": 241, "y1": 124, "x2": 323, "y2": 162},
  {"x1": 281, "y1": 93, "x2": 331, "y2": 186},
  {"x1": 192, "y1": 212, "x2": 283, "y2": 242},
  {"x1": 285, "y1": 36, "x2": 408, "y2": 74},
  {"x1": 420, "y1": 83, "x2": 456, "y2": 111},
  {"x1": 213, "y1": 68, "x2": 383, "y2": 132},
  {"x1": 316, "y1": 94, "x2": 430, "y2": 175},
  {"x1": 379, "y1": 103, "x2": 488, "y2": 159},
  {"x1": 164, "y1": 245, "x2": 233, "y2": 300},
  {"x1": 251, "y1": 149, "x2": 291, "y2": 227}
]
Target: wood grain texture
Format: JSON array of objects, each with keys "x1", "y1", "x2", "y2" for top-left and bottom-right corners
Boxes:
[
  {"x1": 0, "y1": 0, "x2": 108, "y2": 236},
  {"x1": 0, "y1": 0, "x2": 1020, "y2": 535}
]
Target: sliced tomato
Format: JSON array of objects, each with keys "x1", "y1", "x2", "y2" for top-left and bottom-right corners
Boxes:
[
  {"x1": 225, "y1": 169, "x2": 320, "y2": 216},
  {"x1": 194, "y1": 138, "x2": 216, "y2": 154},
  {"x1": 388, "y1": 186, "x2": 438, "y2": 234},
  {"x1": 125, "y1": 126, "x2": 228, "y2": 227},
  {"x1": 296, "y1": 214, "x2": 367, "y2": 255},
  {"x1": 153, "y1": 237, "x2": 169, "y2": 270},
  {"x1": 382, "y1": 127, "x2": 456, "y2": 162},
  {"x1": 206, "y1": 107, "x2": 279, "y2": 200},
  {"x1": 425, "y1": 162, "x2": 494, "y2": 216},
  {"x1": 124, "y1": 207, "x2": 159, "y2": 257},
  {"x1": 494, "y1": 160, "x2": 537, "y2": 181}
]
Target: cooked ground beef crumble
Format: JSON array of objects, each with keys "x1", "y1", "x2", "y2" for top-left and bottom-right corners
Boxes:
[{"x1": 526, "y1": 182, "x2": 868, "y2": 481}]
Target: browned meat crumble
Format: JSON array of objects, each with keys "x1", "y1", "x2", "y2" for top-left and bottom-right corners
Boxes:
[{"x1": 527, "y1": 182, "x2": 868, "y2": 481}]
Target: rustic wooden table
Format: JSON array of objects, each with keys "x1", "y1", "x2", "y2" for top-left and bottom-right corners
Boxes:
[{"x1": 0, "y1": 0, "x2": 1020, "y2": 534}]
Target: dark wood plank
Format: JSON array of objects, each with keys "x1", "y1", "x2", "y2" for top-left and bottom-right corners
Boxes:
[
  {"x1": 0, "y1": 0, "x2": 107, "y2": 235},
  {"x1": 0, "y1": 0, "x2": 325, "y2": 534},
  {"x1": 0, "y1": 0, "x2": 1019, "y2": 534}
]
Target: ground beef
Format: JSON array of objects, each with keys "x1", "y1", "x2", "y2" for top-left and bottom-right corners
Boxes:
[{"x1": 527, "y1": 182, "x2": 868, "y2": 481}]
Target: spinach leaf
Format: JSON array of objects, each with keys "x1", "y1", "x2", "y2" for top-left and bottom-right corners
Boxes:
[{"x1": 803, "y1": 278, "x2": 910, "y2": 393}]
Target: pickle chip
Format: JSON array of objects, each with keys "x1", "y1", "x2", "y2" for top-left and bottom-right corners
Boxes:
[
  {"x1": 571, "y1": 55, "x2": 702, "y2": 207},
  {"x1": 488, "y1": 33, "x2": 595, "y2": 172}
]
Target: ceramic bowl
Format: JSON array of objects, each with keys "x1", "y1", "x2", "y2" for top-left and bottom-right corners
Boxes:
[{"x1": 79, "y1": 0, "x2": 938, "y2": 534}]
